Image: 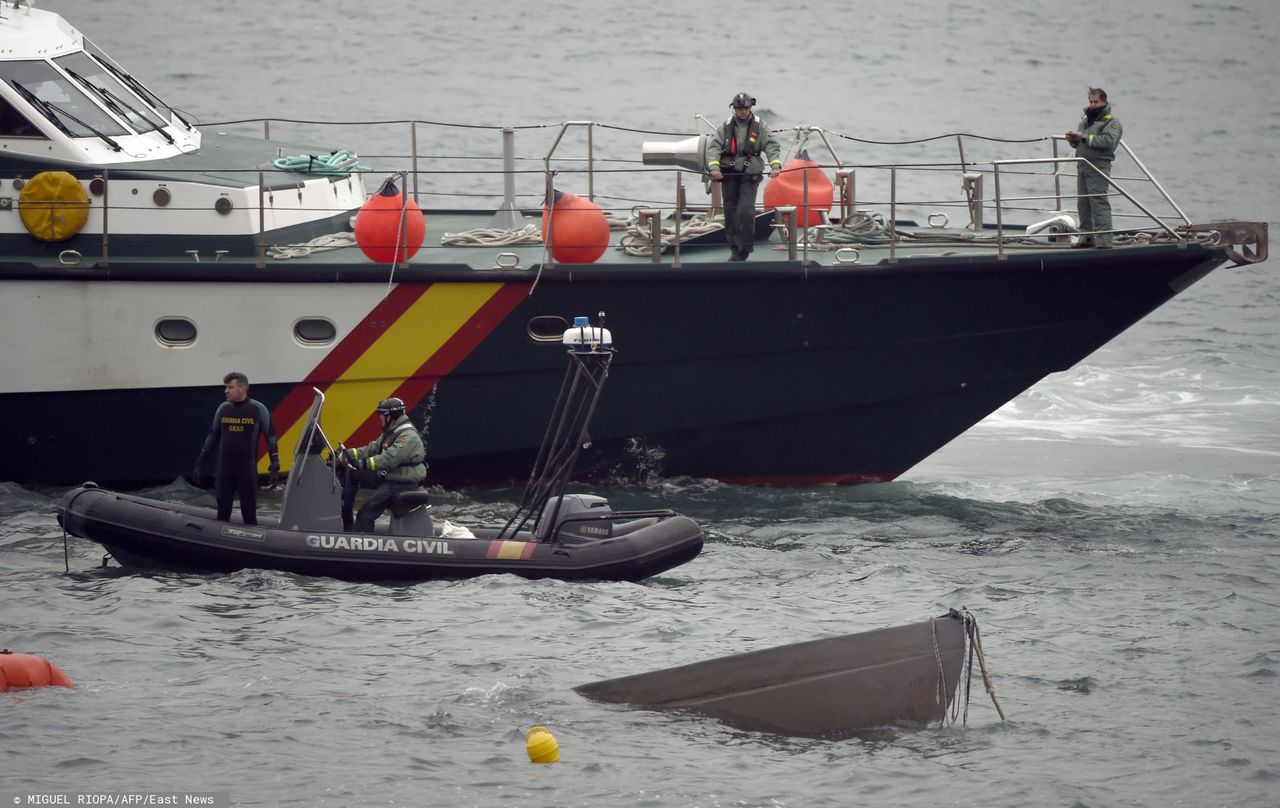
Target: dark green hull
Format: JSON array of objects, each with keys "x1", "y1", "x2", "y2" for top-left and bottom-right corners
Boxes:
[{"x1": 0, "y1": 242, "x2": 1225, "y2": 488}]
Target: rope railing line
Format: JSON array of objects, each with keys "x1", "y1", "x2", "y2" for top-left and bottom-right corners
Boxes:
[
  {"x1": 203, "y1": 117, "x2": 564, "y2": 131},
  {"x1": 827, "y1": 130, "x2": 1054, "y2": 146},
  {"x1": 203, "y1": 117, "x2": 1065, "y2": 146}
]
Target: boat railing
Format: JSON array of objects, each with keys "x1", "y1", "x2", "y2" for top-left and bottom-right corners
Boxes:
[
  {"x1": 989, "y1": 154, "x2": 1186, "y2": 260},
  {"x1": 41, "y1": 116, "x2": 1211, "y2": 267}
]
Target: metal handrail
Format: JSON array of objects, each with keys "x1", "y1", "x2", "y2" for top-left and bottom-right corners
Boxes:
[
  {"x1": 51, "y1": 117, "x2": 1207, "y2": 270},
  {"x1": 544, "y1": 121, "x2": 596, "y2": 201},
  {"x1": 1118, "y1": 140, "x2": 1191, "y2": 225},
  {"x1": 991, "y1": 156, "x2": 1184, "y2": 260}
]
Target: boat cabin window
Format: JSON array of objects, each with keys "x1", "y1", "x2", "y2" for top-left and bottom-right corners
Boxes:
[
  {"x1": 1, "y1": 59, "x2": 130, "y2": 138},
  {"x1": 155, "y1": 318, "x2": 197, "y2": 346},
  {"x1": 84, "y1": 39, "x2": 178, "y2": 126},
  {"x1": 54, "y1": 52, "x2": 169, "y2": 134},
  {"x1": 294, "y1": 318, "x2": 337, "y2": 345},
  {"x1": 0, "y1": 95, "x2": 45, "y2": 138}
]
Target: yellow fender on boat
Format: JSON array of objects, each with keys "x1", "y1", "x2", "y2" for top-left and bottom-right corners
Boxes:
[{"x1": 18, "y1": 170, "x2": 90, "y2": 242}]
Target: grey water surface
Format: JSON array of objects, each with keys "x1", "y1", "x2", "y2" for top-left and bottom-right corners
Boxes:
[{"x1": 3, "y1": 1, "x2": 1279, "y2": 806}]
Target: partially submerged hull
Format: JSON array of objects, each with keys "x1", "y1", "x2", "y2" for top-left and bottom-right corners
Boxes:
[
  {"x1": 576, "y1": 612, "x2": 968, "y2": 736},
  {"x1": 59, "y1": 485, "x2": 703, "y2": 583}
]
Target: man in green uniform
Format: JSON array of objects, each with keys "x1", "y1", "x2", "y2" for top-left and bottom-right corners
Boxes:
[
  {"x1": 707, "y1": 92, "x2": 782, "y2": 261},
  {"x1": 1065, "y1": 87, "x2": 1123, "y2": 248},
  {"x1": 340, "y1": 397, "x2": 427, "y2": 533},
  {"x1": 195, "y1": 371, "x2": 279, "y2": 525}
]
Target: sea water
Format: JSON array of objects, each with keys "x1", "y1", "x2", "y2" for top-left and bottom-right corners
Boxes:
[{"x1": 3, "y1": 1, "x2": 1279, "y2": 805}]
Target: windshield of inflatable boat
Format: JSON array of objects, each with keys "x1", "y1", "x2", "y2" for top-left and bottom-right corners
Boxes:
[{"x1": 294, "y1": 388, "x2": 334, "y2": 464}]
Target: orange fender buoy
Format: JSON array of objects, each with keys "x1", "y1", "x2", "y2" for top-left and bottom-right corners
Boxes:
[
  {"x1": 18, "y1": 170, "x2": 90, "y2": 242},
  {"x1": 541, "y1": 190, "x2": 609, "y2": 264},
  {"x1": 763, "y1": 155, "x2": 833, "y2": 227},
  {"x1": 354, "y1": 177, "x2": 426, "y2": 264},
  {"x1": 0, "y1": 650, "x2": 73, "y2": 690}
]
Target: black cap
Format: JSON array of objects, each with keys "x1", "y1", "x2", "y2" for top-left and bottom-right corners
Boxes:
[{"x1": 731, "y1": 92, "x2": 756, "y2": 109}]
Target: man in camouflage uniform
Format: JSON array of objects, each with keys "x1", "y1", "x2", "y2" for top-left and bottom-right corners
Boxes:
[
  {"x1": 340, "y1": 397, "x2": 426, "y2": 532},
  {"x1": 1065, "y1": 87, "x2": 1123, "y2": 248},
  {"x1": 708, "y1": 92, "x2": 782, "y2": 261}
]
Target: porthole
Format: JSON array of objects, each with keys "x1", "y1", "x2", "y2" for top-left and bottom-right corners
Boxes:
[
  {"x1": 155, "y1": 318, "x2": 196, "y2": 346},
  {"x1": 527, "y1": 315, "x2": 569, "y2": 343},
  {"x1": 294, "y1": 317, "x2": 336, "y2": 345}
]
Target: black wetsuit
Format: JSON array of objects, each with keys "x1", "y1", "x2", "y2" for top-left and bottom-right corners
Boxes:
[{"x1": 200, "y1": 398, "x2": 277, "y2": 524}]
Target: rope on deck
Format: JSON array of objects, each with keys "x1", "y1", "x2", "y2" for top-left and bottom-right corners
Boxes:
[
  {"x1": 440, "y1": 224, "x2": 542, "y2": 247},
  {"x1": 271, "y1": 150, "x2": 369, "y2": 174},
  {"x1": 618, "y1": 212, "x2": 724, "y2": 257},
  {"x1": 265, "y1": 231, "x2": 356, "y2": 259},
  {"x1": 818, "y1": 210, "x2": 895, "y2": 244}
]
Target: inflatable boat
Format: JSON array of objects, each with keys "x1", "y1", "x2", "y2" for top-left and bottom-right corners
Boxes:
[{"x1": 59, "y1": 319, "x2": 704, "y2": 582}]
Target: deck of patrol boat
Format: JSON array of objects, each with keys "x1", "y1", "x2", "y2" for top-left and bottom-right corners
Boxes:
[{"x1": 8, "y1": 208, "x2": 1202, "y2": 277}]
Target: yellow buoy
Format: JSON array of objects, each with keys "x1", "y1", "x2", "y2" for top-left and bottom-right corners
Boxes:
[
  {"x1": 525, "y1": 726, "x2": 559, "y2": 764},
  {"x1": 18, "y1": 170, "x2": 90, "y2": 242}
]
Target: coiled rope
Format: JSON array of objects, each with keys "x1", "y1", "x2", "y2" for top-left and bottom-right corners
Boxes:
[
  {"x1": 271, "y1": 150, "x2": 369, "y2": 174},
  {"x1": 818, "y1": 209, "x2": 894, "y2": 244},
  {"x1": 619, "y1": 212, "x2": 724, "y2": 257},
  {"x1": 440, "y1": 224, "x2": 541, "y2": 247},
  {"x1": 266, "y1": 232, "x2": 356, "y2": 260}
]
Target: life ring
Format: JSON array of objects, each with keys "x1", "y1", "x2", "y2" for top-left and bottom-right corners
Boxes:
[
  {"x1": 0, "y1": 650, "x2": 73, "y2": 690},
  {"x1": 18, "y1": 170, "x2": 90, "y2": 242}
]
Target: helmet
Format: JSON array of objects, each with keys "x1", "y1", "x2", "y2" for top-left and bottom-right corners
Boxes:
[
  {"x1": 730, "y1": 92, "x2": 755, "y2": 109},
  {"x1": 376, "y1": 397, "x2": 406, "y2": 418}
]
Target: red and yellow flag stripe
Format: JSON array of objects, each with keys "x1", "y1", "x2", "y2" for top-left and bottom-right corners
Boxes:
[
  {"x1": 263, "y1": 281, "x2": 527, "y2": 471},
  {"x1": 486, "y1": 540, "x2": 537, "y2": 561}
]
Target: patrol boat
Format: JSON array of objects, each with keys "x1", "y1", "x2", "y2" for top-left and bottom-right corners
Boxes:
[
  {"x1": 1, "y1": 3, "x2": 1269, "y2": 490},
  {"x1": 58, "y1": 319, "x2": 705, "y2": 583}
]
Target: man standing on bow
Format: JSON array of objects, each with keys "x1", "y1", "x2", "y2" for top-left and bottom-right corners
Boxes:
[
  {"x1": 708, "y1": 92, "x2": 782, "y2": 261},
  {"x1": 1065, "y1": 87, "x2": 1123, "y2": 249},
  {"x1": 195, "y1": 371, "x2": 279, "y2": 525}
]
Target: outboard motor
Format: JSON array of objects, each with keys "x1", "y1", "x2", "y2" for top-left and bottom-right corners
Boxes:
[{"x1": 535, "y1": 494, "x2": 613, "y2": 541}]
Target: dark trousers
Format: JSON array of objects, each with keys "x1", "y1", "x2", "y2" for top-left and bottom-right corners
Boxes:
[
  {"x1": 215, "y1": 464, "x2": 258, "y2": 524},
  {"x1": 355, "y1": 480, "x2": 418, "y2": 533},
  {"x1": 1077, "y1": 162, "x2": 1113, "y2": 246},
  {"x1": 722, "y1": 172, "x2": 762, "y2": 257}
]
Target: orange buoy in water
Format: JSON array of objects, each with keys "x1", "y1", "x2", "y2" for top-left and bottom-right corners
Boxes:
[
  {"x1": 763, "y1": 154, "x2": 834, "y2": 227},
  {"x1": 541, "y1": 190, "x2": 609, "y2": 264},
  {"x1": 354, "y1": 177, "x2": 426, "y2": 264},
  {"x1": 0, "y1": 650, "x2": 73, "y2": 690}
]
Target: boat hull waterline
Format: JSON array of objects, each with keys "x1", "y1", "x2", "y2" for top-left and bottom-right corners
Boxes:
[{"x1": 2, "y1": 244, "x2": 1228, "y2": 488}]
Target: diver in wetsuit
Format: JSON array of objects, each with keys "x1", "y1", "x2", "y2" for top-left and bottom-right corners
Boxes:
[{"x1": 195, "y1": 371, "x2": 279, "y2": 525}]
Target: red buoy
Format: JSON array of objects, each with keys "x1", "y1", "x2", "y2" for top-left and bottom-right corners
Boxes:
[
  {"x1": 0, "y1": 650, "x2": 73, "y2": 690},
  {"x1": 541, "y1": 190, "x2": 610, "y2": 264},
  {"x1": 354, "y1": 178, "x2": 426, "y2": 264},
  {"x1": 763, "y1": 155, "x2": 834, "y2": 227}
]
